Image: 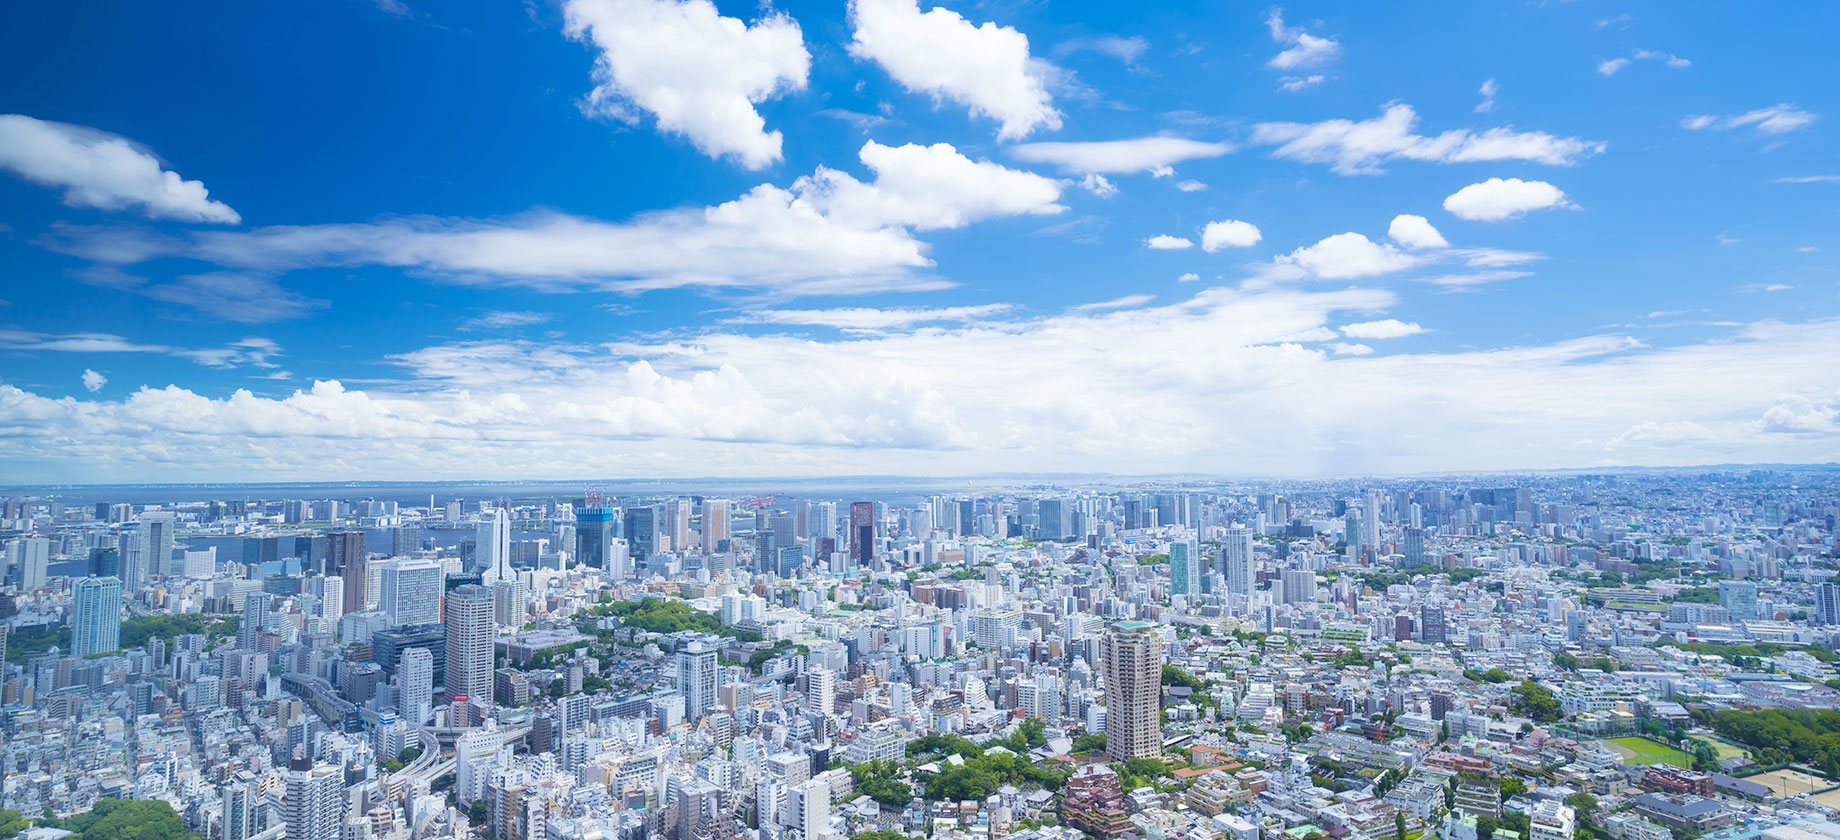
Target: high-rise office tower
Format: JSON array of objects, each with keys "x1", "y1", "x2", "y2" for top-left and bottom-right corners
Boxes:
[
  {"x1": 576, "y1": 506, "x2": 617, "y2": 569},
  {"x1": 283, "y1": 758, "x2": 344, "y2": 840},
  {"x1": 1169, "y1": 540, "x2": 1200, "y2": 596},
  {"x1": 624, "y1": 505, "x2": 661, "y2": 565},
  {"x1": 700, "y1": 500, "x2": 730, "y2": 554},
  {"x1": 848, "y1": 502, "x2": 875, "y2": 564},
  {"x1": 378, "y1": 558, "x2": 443, "y2": 627},
  {"x1": 475, "y1": 509, "x2": 510, "y2": 583},
  {"x1": 1103, "y1": 622, "x2": 1161, "y2": 761},
  {"x1": 491, "y1": 578, "x2": 525, "y2": 627},
  {"x1": 398, "y1": 646, "x2": 434, "y2": 725},
  {"x1": 1420, "y1": 605, "x2": 1447, "y2": 644},
  {"x1": 332, "y1": 531, "x2": 367, "y2": 613},
  {"x1": 72, "y1": 575, "x2": 122, "y2": 657},
  {"x1": 1363, "y1": 490, "x2": 1382, "y2": 547},
  {"x1": 239, "y1": 592, "x2": 272, "y2": 651},
  {"x1": 676, "y1": 640, "x2": 721, "y2": 722},
  {"x1": 444, "y1": 584, "x2": 494, "y2": 703},
  {"x1": 1221, "y1": 528, "x2": 1254, "y2": 597},
  {"x1": 1281, "y1": 569, "x2": 1316, "y2": 605},
  {"x1": 5, "y1": 538, "x2": 48, "y2": 591},
  {"x1": 1403, "y1": 526, "x2": 1426, "y2": 566},
  {"x1": 810, "y1": 502, "x2": 837, "y2": 545},
  {"x1": 1038, "y1": 498, "x2": 1068, "y2": 540},
  {"x1": 136, "y1": 510, "x2": 175, "y2": 579},
  {"x1": 665, "y1": 499, "x2": 692, "y2": 553}
]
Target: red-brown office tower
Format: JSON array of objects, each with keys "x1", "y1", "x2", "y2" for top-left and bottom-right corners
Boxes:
[
  {"x1": 849, "y1": 502, "x2": 875, "y2": 565},
  {"x1": 330, "y1": 531, "x2": 367, "y2": 614}
]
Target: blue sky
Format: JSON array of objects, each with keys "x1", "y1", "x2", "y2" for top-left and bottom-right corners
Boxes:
[{"x1": 1, "y1": 0, "x2": 1836, "y2": 483}]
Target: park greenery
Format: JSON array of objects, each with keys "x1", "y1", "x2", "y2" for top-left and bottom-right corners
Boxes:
[
  {"x1": 5, "y1": 614, "x2": 238, "y2": 664},
  {"x1": 1509, "y1": 680, "x2": 1564, "y2": 723},
  {"x1": 37, "y1": 799, "x2": 198, "y2": 840},
  {"x1": 587, "y1": 596, "x2": 762, "y2": 642},
  {"x1": 1705, "y1": 708, "x2": 1840, "y2": 774},
  {"x1": 907, "y1": 732, "x2": 1070, "y2": 800}
]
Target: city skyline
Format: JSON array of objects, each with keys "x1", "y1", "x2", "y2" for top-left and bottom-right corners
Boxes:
[{"x1": 1, "y1": 2, "x2": 1837, "y2": 483}]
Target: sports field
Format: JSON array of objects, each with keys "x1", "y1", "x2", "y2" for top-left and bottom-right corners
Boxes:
[
  {"x1": 1741, "y1": 768, "x2": 1833, "y2": 800},
  {"x1": 1604, "y1": 736, "x2": 1692, "y2": 766}
]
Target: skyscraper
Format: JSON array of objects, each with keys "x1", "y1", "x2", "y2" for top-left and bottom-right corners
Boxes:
[
  {"x1": 576, "y1": 505, "x2": 617, "y2": 569},
  {"x1": 665, "y1": 498, "x2": 692, "y2": 553},
  {"x1": 399, "y1": 646, "x2": 434, "y2": 725},
  {"x1": 475, "y1": 509, "x2": 510, "y2": 583},
  {"x1": 805, "y1": 667, "x2": 835, "y2": 717},
  {"x1": 1420, "y1": 605, "x2": 1447, "y2": 644},
  {"x1": 1281, "y1": 569, "x2": 1316, "y2": 605},
  {"x1": 333, "y1": 531, "x2": 368, "y2": 614},
  {"x1": 1169, "y1": 540, "x2": 1200, "y2": 596},
  {"x1": 676, "y1": 640, "x2": 721, "y2": 722},
  {"x1": 378, "y1": 558, "x2": 443, "y2": 627},
  {"x1": 1818, "y1": 583, "x2": 1840, "y2": 626},
  {"x1": 136, "y1": 510, "x2": 175, "y2": 579},
  {"x1": 5, "y1": 538, "x2": 48, "y2": 591},
  {"x1": 239, "y1": 591, "x2": 272, "y2": 651},
  {"x1": 1221, "y1": 528, "x2": 1254, "y2": 597},
  {"x1": 221, "y1": 772, "x2": 259, "y2": 840},
  {"x1": 72, "y1": 575, "x2": 123, "y2": 657},
  {"x1": 625, "y1": 505, "x2": 661, "y2": 566},
  {"x1": 1102, "y1": 621, "x2": 1161, "y2": 761},
  {"x1": 1719, "y1": 580, "x2": 1759, "y2": 622},
  {"x1": 700, "y1": 499, "x2": 730, "y2": 554},
  {"x1": 848, "y1": 502, "x2": 875, "y2": 565},
  {"x1": 444, "y1": 584, "x2": 494, "y2": 703}
]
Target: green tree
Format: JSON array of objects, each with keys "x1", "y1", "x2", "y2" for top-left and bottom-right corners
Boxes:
[
  {"x1": 1396, "y1": 811, "x2": 1408, "y2": 840},
  {"x1": 1019, "y1": 717, "x2": 1047, "y2": 748},
  {"x1": 850, "y1": 760, "x2": 914, "y2": 808},
  {"x1": 36, "y1": 799, "x2": 198, "y2": 840},
  {"x1": 0, "y1": 810, "x2": 25, "y2": 840},
  {"x1": 1510, "y1": 680, "x2": 1563, "y2": 723},
  {"x1": 1499, "y1": 776, "x2": 1528, "y2": 797}
]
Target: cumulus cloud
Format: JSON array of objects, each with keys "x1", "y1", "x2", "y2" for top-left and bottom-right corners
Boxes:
[
  {"x1": 1009, "y1": 136, "x2": 1234, "y2": 174},
  {"x1": 1597, "y1": 58, "x2": 1630, "y2": 76},
  {"x1": 1443, "y1": 177, "x2": 1572, "y2": 222},
  {"x1": 1682, "y1": 104, "x2": 1818, "y2": 137},
  {"x1": 1387, "y1": 214, "x2": 1447, "y2": 249},
  {"x1": 1146, "y1": 234, "x2": 1194, "y2": 250},
  {"x1": 1276, "y1": 232, "x2": 1418, "y2": 279},
  {"x1": 1265, "y1": 9, "x2": 1339, "y2": 70},
  {"x1": 1078, "y1": 174, "x2": 1118, "y2": 197},
  {"x1": 729, "y1": 304, "x2": 1012, "y2": 332},
  {"x1": 563, "y1": 0, "x2": 810, "y2": 169},
  {"x1": 82, "y1": 369, "x2": 106, "y2": 392},
  {"x1": 848, "y1": 0, "x2": 1059, "y2": 139},
  {"x1": 1341, "y1": 318, "x2": 1426, "y2": 339},
  {"x1": 1278, "y1": 75, "x2": 1325, "y2": 92},
  {"x1": 1250, "y1": 103, "x2": 1606, "y2": 175},
  {"x1": 9, "y1": 298, "x2": 1839, "y2": 481},
  {"x1": 1175, "y1": 180, "x2": 1207, "y2": 192},
  {"x1": 1200, "y1": 219, "x2": 1261, "y2": 252},
  {"x1": 55, "y1": 141, "x2": 1064, "y2": 298},
  {"x1": 0, "y1": 114, "x2": 240, "y2": 223}
]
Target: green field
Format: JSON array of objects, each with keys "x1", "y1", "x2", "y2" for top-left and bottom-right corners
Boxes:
[{"x1": 1605, "y1": 736, "x2": 1692, "y2": 766}]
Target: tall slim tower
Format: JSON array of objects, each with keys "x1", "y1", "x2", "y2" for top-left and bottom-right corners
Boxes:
[
  {"x1": 624, "y1": 505, "x2": 661, "y2": 566},
  {"x1": 700, "y1": 500, "x2": 731, "y2": 554},
  {"x1": 398, "y1": 646, "x2": 434, "y2": 725},
  {"x1": 72, "y1": 575, "x2": 123, "y2": 657},
  {"x1": 137, "y1": 510, "x2": 175, "y2": 579},
  {"x1": 239, "y1": 591, "x2": 272, "y2": 651},
  {"x1": 576, "y1": 506, "x2": 617, "y2": 569},
  {"x1": 676, "y1": 640, "x2": 721, "y2": 722},
  {"x1": 444, "y1": 584, "x2": 494, "y2": 703},
  {"x1": 1221, "y1": 528, "x2": 1254, "y2": 597},
  {"x1": 848, "y1": 502, "x2": 875, "y2": 565},
  {"x1": 1169, "y1": 540, "x2": 1200, "y2": 596},
  {"x1": 1102, "y1": 621, "x2": 1162, "y2": 761},
  {"x1": 283, "y1": 758, "x2": 344, "y2": 840},
  {"x1": 475, "y1": 509, "x2": 511, "y2": 583},
  {"x1": 333, "y1": 531, "x2": 368, "y2": 613}
]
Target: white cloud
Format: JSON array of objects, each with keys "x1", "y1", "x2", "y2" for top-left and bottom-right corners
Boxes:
[
  {"x1": 1632, "y1": 49, "x2": 1691, "y2": 68},
  {"x1": 1009, "y1": 136, "x2": 1234, "y2": 174},
  {"x1": 563, "y1": 0, "x2": 810, "y2": 169},
  {"x1": 1412, "y1": 270, "x2": 1532, "y2": 291},
  {"x1": 1738, "y1": 283, "x2": 1794, "y2": 293},
  {"x1": 1277, "y1": 232, "x2": 1418, "y2": 279},
  {"x1": 0, "y1": 330, "x2": 281, "y2": 369},
  {"x1": 1078, "y1": 174, "x2": 1119, "y2": 197},
  {"x1": 730, "y1": 304, "x2": 1012, "y2": 331},
  {"x1": 1387, "y1": 214, "x2": 1447, "y2": 249},
  {"x1": 138, "y1": 272, "x2": 329, "y2": 323},
  {"x1": 1682, "y1": 104, "x2": 1818, "y2": 137},
  {"x1": 1597, "y1": 58, "x2": 1630, "y2": 76},
  {"x1": 847, "y1": 0, "x2": 1059, "y2": 140},
  {"x1": 1177, "y1": 272, "x2": 1199, "y2": 282},
  {"x1": 81, "y1": 369, "x2": 106, "y2": 392},
  {"x1": 1054, "y1": 35, "x2": 1148, "y2": 67},
  {"x1": 1475, "y1": 79, "x2": 1497, "y2": 113},
  {"x1": 1200, "y1": 219, "x2": 1261, "y2": 252},
  {"x1": 1265, "y1": 9, "x2": 1339, "y2": 70},
  {"x1": 1146, "y1": 234, "x2": 1194, "y2": 250},
  {"x1": 1071, "y1": 294, "x2": 1154, "y2": 312},
  {"x1": 1341, "y1": 318, "x2": 1426, "y2": 339},
  {"x1": 1278, "y1": 75, "x2": 1325, "y2": 92},
  {"x1": 11, "y1": 297, "x2": 1840, "y2": 481},
  {"x1": 1250, "y1": 104, "x2": 1606, "y2": 175},
  {"x1": 61, "y1": 141, "x2": 1063, "y2": 298},
  {"x1": 1175, "y1": 180, "x2": 1207, "y2": 192},
  {"x1": 463, "y1": 311, "x2": 553, "y2": 330},
  {"x1": 1443, "y1": 177, "x2": 1572, "y2": 222},
  {"x1": 1776, "y1": 175, "x2": 1840, "y2": 183},
  {"x1": 0, "y1": 114, "x2": 240, "y2": 223}
]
